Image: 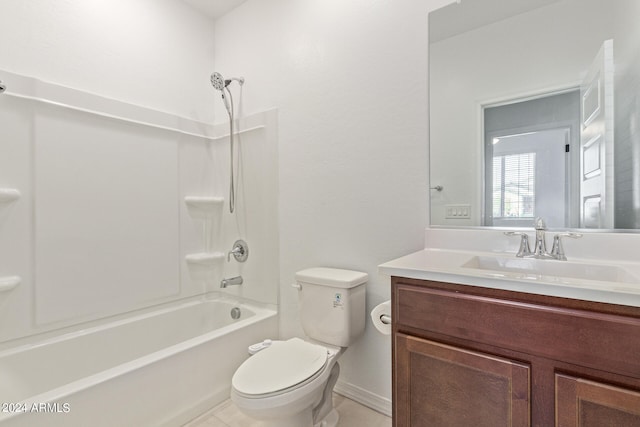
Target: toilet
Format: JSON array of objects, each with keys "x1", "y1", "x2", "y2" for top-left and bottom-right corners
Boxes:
[{"x1": 230, "y1": 267, "x2": 367, "y2": 427}]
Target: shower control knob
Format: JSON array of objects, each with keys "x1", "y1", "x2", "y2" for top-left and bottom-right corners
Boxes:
[{"x1": 227, "y1": 239, "x2": 249, "y2": 263}]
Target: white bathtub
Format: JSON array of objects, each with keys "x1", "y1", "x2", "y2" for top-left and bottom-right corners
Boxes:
[{"x1": 0, "y1": 295, "x2": 278, "y2": 427}]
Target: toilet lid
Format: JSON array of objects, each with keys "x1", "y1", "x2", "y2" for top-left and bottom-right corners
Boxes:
[{"x1": 232, "y1": 337, "x2": 328, "y2": 396}]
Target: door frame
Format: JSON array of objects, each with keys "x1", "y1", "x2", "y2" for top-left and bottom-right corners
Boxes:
[{"x1": 478, "y1": 85, "x2": 581, "y2": 227}]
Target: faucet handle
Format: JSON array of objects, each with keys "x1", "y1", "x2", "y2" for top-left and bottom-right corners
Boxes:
[
  {"x1": 227, "y1": 239, "x2": 249, "y2": 263},
  {"x1": 550, "y1": 232, "x2": 583, "y2": 261},
  {"x1": 504, "y1": 231, "x2": 532, "y2": 257},
  {"x1": 534, "y1": 217, "x2": 546, "y2": 230}
]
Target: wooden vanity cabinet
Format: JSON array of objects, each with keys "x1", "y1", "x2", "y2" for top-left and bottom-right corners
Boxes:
[{"x1": 391, "y1": 277, "x2": 640, "y2": 427}]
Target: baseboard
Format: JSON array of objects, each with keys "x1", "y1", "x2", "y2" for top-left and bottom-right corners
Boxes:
[
  {"x1": 162, "y1": 387, "x2": 229, "y2": 426},
  {"x1": 334, "y1": 380, "x2": 392, "y2": 418}
]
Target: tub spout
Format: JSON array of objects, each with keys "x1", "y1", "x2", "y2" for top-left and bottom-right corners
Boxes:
[{"x1": 220, "y1": 276, "x2": 243, "y2": 288}]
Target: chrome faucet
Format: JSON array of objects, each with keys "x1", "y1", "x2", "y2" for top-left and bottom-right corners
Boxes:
[
  {"x1": 550, "y1": 232, "x2": 583, "y2": 261},
  {"x1": 220, "y1": 276, "x2": 243, "y2": 288},
  {"x1": 503, "y1": 231, "x2": 532, "y2": 257},
  {"x1": 532, "y1": 217, "x2": 552, "y2": 259},
  {"x1": 504, "y1": 217, "x2": 582, "y2": 261}
]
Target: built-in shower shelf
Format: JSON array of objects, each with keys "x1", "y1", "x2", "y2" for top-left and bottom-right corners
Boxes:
[
  {"x1": 0, "y1": 189, "x2": 21, "y2": 203},
  {"x1": 0, "y1": 276, "x2": 21, "y2": 292},
  {"x1": 184, "y1": 196, "x2": 224, "y2": 211},
  {"x1": 185, "y1": 252, "x2": 225, "y2": 265}
]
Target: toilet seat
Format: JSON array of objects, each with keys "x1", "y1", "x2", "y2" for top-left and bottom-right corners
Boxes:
[{"x1": 232, "y1": 338, "x2": 328, "y2": 397}]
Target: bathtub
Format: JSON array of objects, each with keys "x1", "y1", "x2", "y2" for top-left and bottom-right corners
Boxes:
[{"x1": 0, "y1": 295, "x2": 278, "y2": 427}]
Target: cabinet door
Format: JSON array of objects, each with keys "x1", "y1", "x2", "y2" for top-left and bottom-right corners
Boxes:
[
  {"x1": 394, "y1": 333, "x2": 530, "y2": 427},
  {"x1": 556, "y1": 374, "x2": 640, "y2": 427}
]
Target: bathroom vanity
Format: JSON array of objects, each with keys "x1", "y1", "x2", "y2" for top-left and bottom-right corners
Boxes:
[
  {"x1": 380, "y1": 233, "x2": 640, "y2": 427},
  {"x1": 391, "y1": 276, "x2": 640, "y2": 426},
  {"x1": 417, "y1": 0, "x2": 640, "y2": 422}
]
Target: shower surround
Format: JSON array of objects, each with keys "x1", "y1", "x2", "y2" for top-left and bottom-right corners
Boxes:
[{"x1": 0, "y1": 70, "x2": 279, "y2": 425}]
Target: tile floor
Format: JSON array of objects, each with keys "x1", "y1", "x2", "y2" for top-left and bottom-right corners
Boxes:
[{"x1": 183, "y1": 393, "x2": 391, "y2": 427}]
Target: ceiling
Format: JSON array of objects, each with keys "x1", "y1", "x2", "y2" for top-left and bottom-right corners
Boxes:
[
  {"x1": 182, "y1": 0, "x2": 249, "y2": 19},
  {"x1": 430, "y1": 0, "x2": 562, "y2": 43}
]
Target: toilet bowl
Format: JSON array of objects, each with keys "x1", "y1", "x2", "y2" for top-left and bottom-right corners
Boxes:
[
  {"x1": 229, "y1": 268, "x2": 368, "y2": 427},
  {"x1": 231, "y1": 338, "x2": 343, "y2": 427}
]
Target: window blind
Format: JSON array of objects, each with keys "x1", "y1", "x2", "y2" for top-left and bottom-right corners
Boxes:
[{"x1": 492, "y1": 152, "x2": 536, "y2": 218}]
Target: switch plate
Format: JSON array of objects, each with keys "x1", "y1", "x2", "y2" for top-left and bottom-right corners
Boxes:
[{"x1": 445, "y1": 204, "x2": 471, "y2": 219}]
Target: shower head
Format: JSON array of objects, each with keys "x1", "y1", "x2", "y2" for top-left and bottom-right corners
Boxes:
[
  {"x1": 210, "y1": 72, "x2": 245, "y2": 90},
  {"x1": 210, "y1": 72, "x2": 244, "y2": 117},
  {"x1": 210, "y1": 72, "x2": 226, "y2": 91},
  {"x1": 211, "y1": 72, "x2": 232, "y2": 115}
]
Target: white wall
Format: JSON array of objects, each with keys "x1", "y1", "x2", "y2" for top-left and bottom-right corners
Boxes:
[
  {"x1": 214, "y1": 0, "x2": 450, "y2": 410},
  {"x1": 0, "y1": 0, "x2": 216, "y2": 120}
]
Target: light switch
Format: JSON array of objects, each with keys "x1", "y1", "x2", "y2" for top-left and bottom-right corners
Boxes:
[{"x1": 445, "y1": 204, "x2": 471, "y2": 219}]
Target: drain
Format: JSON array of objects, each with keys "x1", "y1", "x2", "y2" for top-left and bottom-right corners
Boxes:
[{"x1": 230, "y1": 307, "x2": 241, "y2": 320}]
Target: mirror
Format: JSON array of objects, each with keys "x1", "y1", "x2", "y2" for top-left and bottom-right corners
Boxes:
[{"x1": 429, "y1": 0, "x2": 640, "y2": 230}]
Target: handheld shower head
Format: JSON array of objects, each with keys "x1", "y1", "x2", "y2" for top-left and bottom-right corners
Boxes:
[
  {"x1": 209, "y1": 71, "x2": 245, "y2": 215},
  {"x1": 211, "y1": 72, "x2": 232, "y2": 115},
  {"x1": 211, "y1": 72, "x2": 245, "y2": 117},
  {"x1": 210, "y1": 72, "x2": 226, "y2": 91},
  {"x1": 211, "y1": 72, "x2": 245, "y2": 90}
]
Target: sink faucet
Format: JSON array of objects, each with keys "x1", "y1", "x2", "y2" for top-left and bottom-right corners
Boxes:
[
  {"x1": 505, "y1": 217, "x2": 582, "y2": 260},
  {"x1": 532, "y1": 217, "x2": 551, "y2": 259},
  {"x1": 220, "y1": 276, "x2": 243, "y2": 288}
]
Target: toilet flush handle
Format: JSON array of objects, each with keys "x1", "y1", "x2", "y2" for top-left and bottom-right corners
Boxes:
[{"x1": 291, "y1": 283, "x2": 302, "y2": 290}]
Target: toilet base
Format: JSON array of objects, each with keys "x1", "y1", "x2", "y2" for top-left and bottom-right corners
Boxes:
[
  {"x1": 258, "y1": 409, "x2": 314, "y2": 427},
  {"x1": 244, "y1": 407, "x2": 339, "y2": 427},
  {"x1": 315, "y1": 408, "x2": 339, "y2": 427}
]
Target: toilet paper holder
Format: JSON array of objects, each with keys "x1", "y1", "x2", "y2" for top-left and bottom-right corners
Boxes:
[{"x1": 371, "y1": 300, "x2": 392, "y2": 335}]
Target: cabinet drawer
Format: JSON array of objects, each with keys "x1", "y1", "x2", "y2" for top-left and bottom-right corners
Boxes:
[{"x1": 395, "y1": 281, "x2": 640, "y2": 378}]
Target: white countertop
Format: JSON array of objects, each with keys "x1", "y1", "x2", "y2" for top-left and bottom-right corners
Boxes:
[{"x1": 379, "y1": 248, "x2": 640, "y2": 308}]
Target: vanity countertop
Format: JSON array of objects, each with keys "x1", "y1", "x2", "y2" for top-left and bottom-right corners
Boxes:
[{"x1": 379, "y1": 248, "x2": 640, "y2": 308}]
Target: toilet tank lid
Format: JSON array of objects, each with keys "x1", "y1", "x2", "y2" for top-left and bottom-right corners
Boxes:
[{"x1": 295, "y1": 267, "x2": 368, "y2": 289}]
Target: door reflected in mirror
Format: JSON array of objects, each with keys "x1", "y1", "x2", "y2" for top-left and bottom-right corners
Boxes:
[{"x1": 484, "y1": 90, "x2": 579, "y2": 228}]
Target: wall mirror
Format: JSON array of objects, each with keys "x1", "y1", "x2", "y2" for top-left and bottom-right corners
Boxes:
[{"x1": 429, "y1": 0, "x2": 640, "y2": 230}]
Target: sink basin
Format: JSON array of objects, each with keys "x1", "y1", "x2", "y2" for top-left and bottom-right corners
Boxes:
[{"x1": 462, "y1": 256, "x2": 640, "y2": 284}]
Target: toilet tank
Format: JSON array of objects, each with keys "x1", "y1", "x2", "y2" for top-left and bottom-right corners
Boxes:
[{"x1": 295, "y1": 268, "x2": 367, "y2": 347}]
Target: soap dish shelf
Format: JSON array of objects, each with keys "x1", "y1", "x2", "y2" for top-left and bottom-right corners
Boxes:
[
  {"x1": 0, "y1": 189, "x2": 21, "y2": 203},
  {"x1": 0, "y1": 276, "x2": 21, "y2": 292},
  {"x1": 185, "y1": 252, "x2": 225, "y2": 266},
  {"x1": 184, "y1": 197, "x2": 224, "y2": 211}
]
